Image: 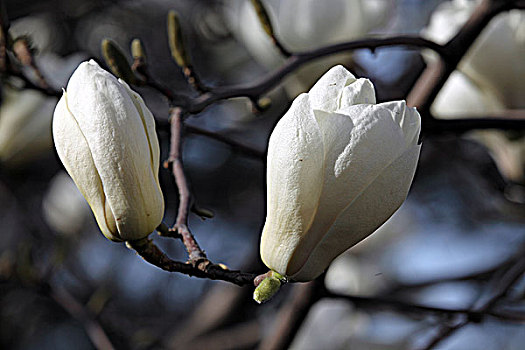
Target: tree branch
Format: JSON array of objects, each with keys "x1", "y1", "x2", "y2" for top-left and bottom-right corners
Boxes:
[
  {"x1": 126, "y1": 238, "x2": 257, "y2": 286},
  {"x1": 49, "y1": 284, "x2": 116, "y2": 350},
  {"x1": 413, "y1": 255, "x2": 525, "y2": 350},
  {"x1": 183, "y1": 36, "x2": 444, "y2": 114},
  {"x1": 423, "y1": 114, "x2": 525, "y2": 136},
  {"x1": 162, "y1": 107, "x2": 207, "y2": 261},
  {"x1": 184, "y1": 123, "x2": 265, "y2": 159},
  {"x1": 408, "y1": 0, "x2": 522, "y2": 115}
]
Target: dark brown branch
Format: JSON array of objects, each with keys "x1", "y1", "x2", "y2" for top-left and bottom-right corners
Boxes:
[
  {"x1": 185, "y1": 123, "x2": 265, "y2": 159},
  {"x1": 412, "y1": 317, "x2": 468, "y2": 350},
  {"x1": 163, "y1": 107, "x2": 207, "y2": 261},
  {"x1": 183, "y1": 36, "x2": 444, "y2": 113},
  {"x1": 408, "y1": 0, "x2": 523, "y2": 115},
  {"x1": 324, "y1": 291, "x2": 482, "y2": 320},
  {"x1": 50, "y1": 284, "x2": 116, "y2": 350},
  {"x1": 126, "y1": 238, "x2": 257, "y2": 286},
  {"x1": 423, "y1": 115, "x2": 525, "y2": 136},
  {"x1": 488, "y1": 304, "x2": 525, "y2": 322},
  {"x1": 414, "y1": 255, "x2": 525, "y2": 350},
  {"x1": 182, "y1": 64, "x2": 209, "y2": 93},
  {"x1": 327, "y1": 288, "x2": 525, "y2": 324},
  {"x1": 12, "y1": 37, "x2": 50, "y2": 90},
  {"x1": 137, "y1": 36, "x2": 443, "y2": 114},
  {"x1": 440, "y1": 109, "x2": 525, "y2": 120}
]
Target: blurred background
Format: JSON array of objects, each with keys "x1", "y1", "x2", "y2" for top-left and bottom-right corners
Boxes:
[{"x1": 0, "y1": 0, "x2": 524, "y2": 349}]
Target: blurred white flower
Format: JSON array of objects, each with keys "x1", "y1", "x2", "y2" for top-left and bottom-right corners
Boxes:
[
  {"x1": 53, "y1": 60, "x2": 164, "y2": 242},
  {"x1": 42, "y1": 171, "x2": 91, "y2": 235},
  {"x1": 225, "y1": 0, "x2": 390, "y2": 96},
  {"x1": 423, "y1": 0, "x2": 525, "y2": 184},
  {"x1": 260, "y1": 66, "x2": 421, "y2": 281},
  {"x1": 423, "y1": 0, "x2": 525, "y2": 108},
  {"x1": 10, "y1": 15, "x2": 63, "y2": 53},
  {"x1": 0, "y1": 87, "x2": 56, "y2": 165}
]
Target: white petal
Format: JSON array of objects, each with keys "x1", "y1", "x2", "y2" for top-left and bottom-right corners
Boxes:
[
  {"x1": 53, "y1": 93, "x2": 118, "y2": 241},
  {"x1": 460, "y1": 11, "x2": 525, "y2": 108},
  {"x1": 261, "y1": 94, "x2": 325, "y2": 274},
  {"x1": 431, "y1": 71, "x2": 505, "y2": 118},
  {"x1": 292, "y1": 143, "x2": 421, "y2": 281},
  {"x1": 285, "y1": 104, "x2": 409, "y2": 276},
  {"x1": 118, "y1": 79, "x2": 161, "y2": 180},
  {"x1": 421, "y1": 0, "x2": 476, "y2": 45},
  {"x1": 308, "y1": 65, "x2": 356, "y2": 112},
  {"x1": 338, "y1": 78, "x2": 376, "y2": 110},
  {"x1": 377, "y1": 100, "x2": 421, "y2": 147}
]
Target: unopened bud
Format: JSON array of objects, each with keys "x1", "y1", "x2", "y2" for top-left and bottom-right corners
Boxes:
[
  {"x1": 167, "y1": 11, "x2": 190, "y2": 68},
  {"x1": 250, "y1": 0, "x2": 275, "y2": 38},
  {"x1": 101, "y1": 38, "x2": 138, "y2": 84},
  {"x1": 253, "y1": 271, "x2": 285, "y2": 304},
  {"x1": 131, "y1": 38, "x2": 146, "y2": 62}
]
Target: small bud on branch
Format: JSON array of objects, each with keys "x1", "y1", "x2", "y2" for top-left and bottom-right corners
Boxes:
[{"x1": 101, "y1": 38, "x2": 139, "y2": 84}]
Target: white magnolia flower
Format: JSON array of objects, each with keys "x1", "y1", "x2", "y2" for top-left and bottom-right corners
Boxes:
[
  {"x1": 225, "y1": 0, "x2": 389, "y2": 96},
  {"x1": 432, "y1": 71, "x2": 505, "y2": 118},
  {"x1": 424, "y1": 0, "x2": 525, "y2": 184},
  {"x1": 423, "y1": 0, "x2": 525, "y2": 108},
  {"x1": 260, "y1": 65, "x2": 421, "y2": 281},
  {"x1": 0, "y1": 87, "x2": 56, "y2": 165},
  {"x1": 53, "y1": 60, "x2": 164, "y2": 242},
  {"x1": 433, "y1": 71, "x2": 525, "y2": 183}
]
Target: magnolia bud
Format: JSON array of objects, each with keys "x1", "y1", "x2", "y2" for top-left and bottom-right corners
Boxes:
[
  {"x1": 253, "y1": 272, "x2": 284, "y2": 304},
  {"x1": 52, "y1": 60, "x2": 164, "y2": 242},
  {"x1": 260, "y1": 65, "x2": 421, "y2": 281}
]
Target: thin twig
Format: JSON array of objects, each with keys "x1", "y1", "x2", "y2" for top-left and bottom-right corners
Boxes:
[
  {"x1": 423, "y1": 115, "x2": 525, "y2": 135},
  {"x1": 163, "y1": 107, "x2": 207, "y2": 261},
  {"x1": 183, "y1": 36, "x2": 444, "y2": 113},
  {"x1": 324, "y1": 292, "x2": 482, "y2": 320},
  {"x1": 50, "y1": 284, "x2": 116, "y2": 350},
  {"x1": 184, "y1": 123, "x2": 265, "y2": 159},
  {"x1": 182, "y1": 65, "x2": 209, "y2": 93},
  {"x1": 126, "y1": 238, "x2": 257, "y2": 286},
  {"x1": 12, "y1": 37, "x2": 50, "y2": 89},
  {"x1": 413, "y1": 255, "x2": 525, "y2": 350},
  {"x1": 408, "y1": 0, "x2": 524, "y2": 116}
]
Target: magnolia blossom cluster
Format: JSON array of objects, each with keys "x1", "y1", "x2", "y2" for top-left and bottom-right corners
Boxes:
[
  {"x1": 423, "y1": 0, "x2": 525, "y2": 184},
  {"x1": 260, "y1": 65, "x2": 421, "y2": 282},
  {"x1": 53, "y1": 60, "x2": 164, "y2": 241}
]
